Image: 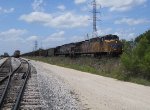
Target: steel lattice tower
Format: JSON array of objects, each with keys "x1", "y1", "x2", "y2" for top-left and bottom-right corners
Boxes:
[
  {"x1": 93, "y1": 0, "x2": 97, "y2": 33},
  {"x1": 35, "y1": 40, "x2": 38, "y2": 51},
  {"x1": 92, "y1": 0, "x2": 100, "y2": 37}
]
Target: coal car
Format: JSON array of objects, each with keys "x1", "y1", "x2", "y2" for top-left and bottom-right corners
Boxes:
[{"x1": 21, "y1": 34, "x2": 123, "y2": 57}]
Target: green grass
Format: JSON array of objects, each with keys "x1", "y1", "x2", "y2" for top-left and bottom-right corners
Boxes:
[
  {"x1": 129, "y1": 77, "x2": 150, "y2": 86},
  {"x1": 27, "y1": 56, "x2": 150, "y2": 86}
]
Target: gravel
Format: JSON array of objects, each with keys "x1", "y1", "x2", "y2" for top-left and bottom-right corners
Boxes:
[
  {"x1": 11, "y1": 57, "x2": 21, "y2": 71},
  {"x1": 31, "y1": 61, "x2": 83, "y2": 110},
  {"x1": 31, "y1": 60, "x2": 150, "y2": 110}
]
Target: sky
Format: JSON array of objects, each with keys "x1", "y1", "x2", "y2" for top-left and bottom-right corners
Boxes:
[{"x1": 0, "y1": 0, "x2": 149, "y2": 55}]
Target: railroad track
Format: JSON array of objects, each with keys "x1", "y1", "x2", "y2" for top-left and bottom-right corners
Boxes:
[
  {"x1": 0, "y1": 57, "x2": 31, "y2": 110},
  {"x1": 20, "y1": 64, "x2": 45, "y2": 109},
  {"x1": 0, "y1": 58, "x2": 11, "y2": 82}
]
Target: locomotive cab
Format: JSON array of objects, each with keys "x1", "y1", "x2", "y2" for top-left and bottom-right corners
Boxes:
[{"x1": 102, "y1": 35, "x2": 122, "y2": 54}]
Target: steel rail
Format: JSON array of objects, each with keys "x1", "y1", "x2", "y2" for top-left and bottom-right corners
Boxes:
[
  {"x1": 0, "y1": 57, "x2": 12, "y2": 108},
  {"x1": 0, "y1": 58, "x2": 20, "y2": 84},
  {"x1": 13, "y1": 58, "x2": 31, "y2": 110},
  {"x1": 0, "y1": 58, "x2": 12, "y2": 84},
  {"x1": 0, "y1": 58, "x2": 9, "y2": 69},
  {"x1": 0, "y1": 58, "x2": 22, "y2": 108}
]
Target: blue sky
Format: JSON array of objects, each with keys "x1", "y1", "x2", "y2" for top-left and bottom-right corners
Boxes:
[{"x1": 0, "y1": 0, "x2": 149, "y2": 55}]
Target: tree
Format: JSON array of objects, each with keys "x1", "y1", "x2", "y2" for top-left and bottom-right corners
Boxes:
[{"x1": 121, "y1": 30, "x2": 150, "y2": 79}]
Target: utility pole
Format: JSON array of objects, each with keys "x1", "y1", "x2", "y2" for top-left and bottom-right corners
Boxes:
[
  {"x1": 35, "y1": 40, "x2": 38, "y2": 51},
  {"x1": 87, "y1": 33, "x2": 89, "y2": 40},
  {"x1": 91, "y1": 0, "x2": 101, "y2": 38},
  {"x1": 40, "y1": 41, "x2": 43, "y2": 49},
  {"x1": 33, "y1": 40, "x2": 38, "y2": 56},
  {"x1": 93, "y1": 0, "x2": 97, "y2": 34}
]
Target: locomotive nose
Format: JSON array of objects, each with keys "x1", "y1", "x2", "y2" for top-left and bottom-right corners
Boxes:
[{"x1": 110, "y1": 44, "x2": 122, "y2": 50}]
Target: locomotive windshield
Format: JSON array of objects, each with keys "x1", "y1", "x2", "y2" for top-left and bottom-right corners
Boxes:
[{"x1": 101, "y1": 35, "x2": 119, "y2": 40}]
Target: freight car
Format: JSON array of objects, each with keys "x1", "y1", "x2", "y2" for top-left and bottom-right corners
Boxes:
[
  {"x1": 55, "y1": 34, "x2": 122, "y2": 57},
  {"x1": 21, "y1": 48, "x2": 55, "y2": 57},
  {"x1": 21, "y1": 34, "x2": 122, "y2": 57},
  {"x1": 47, "y1": 48, "x2": 55, "y2": 56},
  {"x1": 55, "y1": 43, "x2": 76, "y2": 56}
]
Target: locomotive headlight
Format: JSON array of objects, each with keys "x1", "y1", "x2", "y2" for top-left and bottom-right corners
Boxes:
[{"x1": 116, "y1": 41, "x2": 117, "y2": 43}]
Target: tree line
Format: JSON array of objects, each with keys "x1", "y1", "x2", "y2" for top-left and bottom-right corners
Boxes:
[{"x1": 121, "y1": 30, "x2": 150, "y2": 80}]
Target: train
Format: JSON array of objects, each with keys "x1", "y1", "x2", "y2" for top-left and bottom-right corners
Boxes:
[
  {"x1": 14, "y1": 50, "x2": 20, "y2": 58},
  {"x1": 22, "y1": 34, "x2": 123, "y2": 57}
]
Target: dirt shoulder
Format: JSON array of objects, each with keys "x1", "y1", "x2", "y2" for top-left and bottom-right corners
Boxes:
[{"x1": 31, "y1": 60, "x2": 150, "y2": 110}]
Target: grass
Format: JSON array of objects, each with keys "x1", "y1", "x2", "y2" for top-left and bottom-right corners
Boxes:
[{"x1": 27, "y1": 56, "x2": 150, "y2": 86}]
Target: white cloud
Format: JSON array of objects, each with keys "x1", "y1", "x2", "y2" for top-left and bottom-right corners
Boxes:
[
  {"x1": 75, "y1": 0, "x2": 147, "y2": 12},
  {"x1": 20, "y1": 12, "x2": 89, "y2": 28},
  {"x1": 20, "y1": 12, "x2": 52, "y2": 23},
  {"x1": 69, "y1": 35, "x2": 85, "y2": 42},
  {"x1": 44, "y1": 31, "x2": 65, "y2": 42},
  {"x1": 42, "y1": 31, "x2": 66, "y2": 48},
  {"x1": 81, "y1": 6, "x2": 89, "y2": 11},
  {"x1": 26, "y1": 36, "x2": 38, "y2": 41},
  {"x1": 111, "y1": 28, "x2": 137, "y2": 40},
  {"x1": 99, "y1": 0, "x2": 147, "y2": 11},
  {"x1": 74, "y1": 0, "x2": 86, "y2": 4},
  {"x1": 0, "y1": 29, "x2": 27, "y2": 41},
  {"x1": 32, "y1": 0, "x2": 44, "y2": 12},
  {"x1": 0, "y1": 7, "x2": 14, "y2": 14},
  {"x1": 57, "y1": 5, "x2": 66, "y2": 11},
  {"x1": 115, "y1": 18, "x2": 150, "y2": 25},
  {"x1": 97, "y1": 28, "x2": 112, "y2": 36},
  {"x1": 97, "y1": 27, "x2": 137, "y2": 40},
  {"x1": 0, "y1": 29, "x2": 39, "y2": 55},
  {"x1": 0, "y1": 29, "x2": 45, "y2": 54},
  {"x1": 114, "y1": 31, "x2": 136, "y2": 40}
]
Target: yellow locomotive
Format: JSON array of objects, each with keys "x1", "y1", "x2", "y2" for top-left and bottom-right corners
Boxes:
[{"x1": 74, "y1": 34, "x2": 122, "y2": 56}]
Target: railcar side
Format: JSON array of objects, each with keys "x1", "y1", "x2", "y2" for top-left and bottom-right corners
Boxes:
[{"x1": 21, "y1": 34, "x2": 123, "y2": 57}]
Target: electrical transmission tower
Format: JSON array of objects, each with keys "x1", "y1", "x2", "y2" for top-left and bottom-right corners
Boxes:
[
  {"x1": 91, "y1": 0, "x2": 101, "y2": 38},
  {"x1": 40, "y1": 41, "x2": 43, "y2": 49},
  {"x1": 34, "y1": 40, "x2": 38, "y2": 51}
]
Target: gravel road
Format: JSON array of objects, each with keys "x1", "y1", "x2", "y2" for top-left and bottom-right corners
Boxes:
[
  {"x1": 31, "y1": 60, "x2": 150, "y2": 110},
  {"x1": 31, "y1": 60, "x2": 83, "y2": 110}
]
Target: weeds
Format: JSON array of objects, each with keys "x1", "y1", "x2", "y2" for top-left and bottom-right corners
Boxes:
[{"x1": 28, "y1": 56, "x2": 150, "y2": 86}]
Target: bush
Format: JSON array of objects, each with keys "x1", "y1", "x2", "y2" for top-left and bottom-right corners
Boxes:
[{"x1": 121, "y1": 30, "x2": 150, "y2": 79}]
